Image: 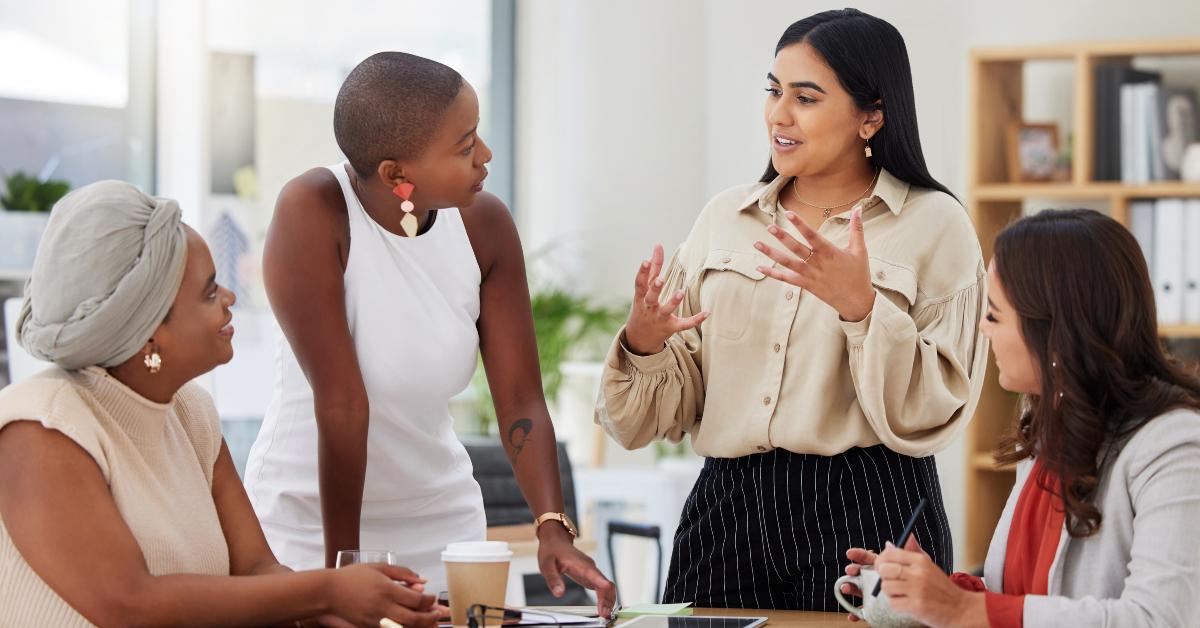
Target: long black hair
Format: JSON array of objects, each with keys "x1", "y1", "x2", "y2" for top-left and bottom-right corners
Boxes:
[{"x1": 760, "y1": 9, "x2": 954, "y2": 199}]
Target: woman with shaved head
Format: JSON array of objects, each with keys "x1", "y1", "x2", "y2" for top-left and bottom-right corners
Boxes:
[{"x1": 244, "y1": 52, "x2": 614, "y2": 611}]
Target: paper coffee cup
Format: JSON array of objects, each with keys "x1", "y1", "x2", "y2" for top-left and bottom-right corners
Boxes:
[{"x1": 442, "y1": 541, "x2": 512, "y2": 627}]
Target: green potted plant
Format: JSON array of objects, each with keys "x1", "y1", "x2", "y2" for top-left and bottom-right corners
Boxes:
[
  {"x1": 468, "y1": 280, "x2": 627, "y2": 434},
  {"x1": 0, "y1": 171, "x2": 70, "y2": 271}
]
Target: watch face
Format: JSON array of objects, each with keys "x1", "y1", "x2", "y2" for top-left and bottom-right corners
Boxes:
[{"x1": 562, "y1": 514, "x2": 579, "y2": 536}]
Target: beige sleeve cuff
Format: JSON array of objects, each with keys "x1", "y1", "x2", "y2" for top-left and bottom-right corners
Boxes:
[
  {"x1": 840, "y1": 290, "x2": 912, "y2": 345},
  {"x1": 615, "y1": 327, "x2": 677, "y2": 374}
]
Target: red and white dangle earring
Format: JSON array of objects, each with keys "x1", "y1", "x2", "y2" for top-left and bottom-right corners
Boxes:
[{"x1": 393, "y1": 181, "x2": 418, "y2": 237}]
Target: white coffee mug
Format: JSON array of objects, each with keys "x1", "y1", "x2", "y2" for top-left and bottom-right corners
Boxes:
[{"x1": 833, "y1": 566, "x2": 922, "y2": 628}]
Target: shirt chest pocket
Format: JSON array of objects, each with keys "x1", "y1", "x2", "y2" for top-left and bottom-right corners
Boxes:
[
  {"x1": 698, "y1": 249, "x2": 767, "y2": 340},
  {"x1": 869, "y1": 257, "x2": 918, "y2": 312}
]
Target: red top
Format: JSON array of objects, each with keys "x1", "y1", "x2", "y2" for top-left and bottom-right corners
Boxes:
[{"x1": 952, "y1": 460, "x2": 1065, "y2": 627}]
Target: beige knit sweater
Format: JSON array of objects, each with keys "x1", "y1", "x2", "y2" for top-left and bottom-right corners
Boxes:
[{"x1": 0, "y1": 367, "x2": 230, "y2": 627}]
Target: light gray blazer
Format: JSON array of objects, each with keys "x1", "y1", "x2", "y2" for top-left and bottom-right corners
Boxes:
[{"x1": 983, "y1": 408, "x2": 1200, "y2": 627}]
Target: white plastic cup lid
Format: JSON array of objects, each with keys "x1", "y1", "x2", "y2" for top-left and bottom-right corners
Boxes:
[{"x1": 442, "y1": 541, "x2": 513, "y2": 563}]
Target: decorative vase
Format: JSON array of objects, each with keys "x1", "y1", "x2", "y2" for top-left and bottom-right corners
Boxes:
[{"x1": 1182, "y1": 143, "x2": 1200, "y2": 183}]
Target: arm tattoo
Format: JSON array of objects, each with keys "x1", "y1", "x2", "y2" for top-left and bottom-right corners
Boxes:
[{"x1": 508, "y1": 418, "x2": 534, "y2": 459}]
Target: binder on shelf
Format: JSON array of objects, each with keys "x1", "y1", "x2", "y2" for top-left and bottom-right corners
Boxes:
[
  {"x1": 1122, "y1": 84, "x2": 1161, "y2": 184},
  {"x1": 1094, "y1": 65, "x2": 1160, "y2": 182},
  {"x1": 1145, "y1": 84, "x2": 1166, "y2": 181},
  {"x1": 1184, "y1": 199, "x2": 1200, "y2": 325},
  {"x1": 1121, "y1": 85, "x2": 1138, "y2": 182},
  {"x1": 1129, "y1": 200, "x2": 1155, "y2": 275},
  {"x1": 1153, "y1": 198, "x2": 1186, "y2": 326}
]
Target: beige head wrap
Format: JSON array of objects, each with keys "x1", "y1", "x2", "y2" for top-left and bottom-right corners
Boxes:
[{"x1": 17, "y1": 180, "x2": 188, "y2": 370}]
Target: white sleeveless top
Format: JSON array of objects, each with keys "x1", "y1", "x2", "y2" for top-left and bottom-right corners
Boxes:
[{"x1": 244, "y1": 162, "x2": 486, "y2": 590}]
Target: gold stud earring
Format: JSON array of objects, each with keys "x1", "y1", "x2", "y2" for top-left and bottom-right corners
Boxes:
[{"x1": 144, "y1": 351, "x2": 162, "y2": 374}]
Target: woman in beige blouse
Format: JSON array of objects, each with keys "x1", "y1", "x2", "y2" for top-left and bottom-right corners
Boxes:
[
  {"x1": 0, "y1": 181, "x2": 443, "y2": 627},
  {"x1": 598, "y1": 9, "x2": 987, "y2": 611}
]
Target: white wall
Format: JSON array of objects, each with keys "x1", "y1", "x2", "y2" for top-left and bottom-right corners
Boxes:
[
  {"x1": 515, "y1": 0, "x2": 1200, "y2": 569},
  {"x1": 515, "y1": 0, "x2": 708, "y2": 297}
]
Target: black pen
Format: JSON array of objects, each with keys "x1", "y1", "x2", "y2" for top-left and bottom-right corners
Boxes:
[{"x1": 872, "y1": 497, "x2": 927, "y2": 597}]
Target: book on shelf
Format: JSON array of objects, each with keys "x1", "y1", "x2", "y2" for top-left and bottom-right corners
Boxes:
[
  {"x1": 1114, "y1": 76, "x2": 1200, "y2": 184},
  {"x1": 1121, "y1": 82, "x2": 1166, "y2": 184}
]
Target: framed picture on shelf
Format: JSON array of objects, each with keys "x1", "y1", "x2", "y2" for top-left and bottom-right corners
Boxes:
[{"x1": 1007, "y1": 122, "x2": 1060, "y2": 182}]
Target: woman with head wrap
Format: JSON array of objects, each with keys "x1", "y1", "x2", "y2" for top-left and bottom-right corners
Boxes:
[{"x1": 0, "y1": 181, "x2": 444, "y2": 627}]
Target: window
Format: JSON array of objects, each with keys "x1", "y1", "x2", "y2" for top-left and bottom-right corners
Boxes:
[{"x1": 0, "y1": 0, "x2": 154, "y2": 190}]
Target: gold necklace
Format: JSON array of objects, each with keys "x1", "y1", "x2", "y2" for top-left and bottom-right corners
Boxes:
[{"x1": 791, "y1": 169, "x2": 880, "y2": 218}]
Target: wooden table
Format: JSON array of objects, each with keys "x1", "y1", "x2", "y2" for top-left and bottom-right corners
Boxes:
[
  {"x1": 534, "y1": 607, "x2": 847, "y2": 628},
  {"x1": 667, "y1": 608, "x2": 846, "y2": 627}
]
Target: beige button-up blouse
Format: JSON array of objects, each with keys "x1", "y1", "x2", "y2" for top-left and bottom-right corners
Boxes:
[{"x1": 596, "y1": 169, "x2": 988, "y2": 459}]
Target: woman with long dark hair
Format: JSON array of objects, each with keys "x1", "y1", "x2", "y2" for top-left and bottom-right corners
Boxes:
[
  {"x1": 843, "y1": 209, "x2": 1200, "y2": 626},
  {"x1": 596, "y1": 9, "x2": 987, "y2": 610}
]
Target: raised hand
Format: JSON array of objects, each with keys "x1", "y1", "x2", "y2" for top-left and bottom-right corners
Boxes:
[
  {"x1": 623, "y1": 244, "x2": 709, "y2": 355},
  {"x1": 754, "y1": 207, "x2": 876, "y2": 323}
]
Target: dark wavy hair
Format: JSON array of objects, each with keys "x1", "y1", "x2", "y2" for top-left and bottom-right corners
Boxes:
[
  {"x1": 759, "y1": 9, "x2": 954, "y2": 199},
  {"x1": 993, "y1": 209, "x2": 1200, "y2": 537}
]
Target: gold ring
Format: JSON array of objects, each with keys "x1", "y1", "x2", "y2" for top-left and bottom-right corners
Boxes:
[{"x1": 802, "y1": 248, "x2": 815, "y2": 263}]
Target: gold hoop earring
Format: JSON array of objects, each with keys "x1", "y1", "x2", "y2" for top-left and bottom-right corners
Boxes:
[{"x1": 144, "y1": 351, "x2": 162, "y2": 374}]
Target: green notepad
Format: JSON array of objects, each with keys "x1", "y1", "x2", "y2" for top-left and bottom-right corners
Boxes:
[{"x1": 616, "y1": 603, "x2": 695, "y2": 618}]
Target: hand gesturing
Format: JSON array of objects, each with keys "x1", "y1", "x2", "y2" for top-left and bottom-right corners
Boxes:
[
  {"x1": 623, "y1": 244, "x2": 709, "y2": 355},
  {"x1": 754, "y1": 207, "x2": 876, "y2": 323}
]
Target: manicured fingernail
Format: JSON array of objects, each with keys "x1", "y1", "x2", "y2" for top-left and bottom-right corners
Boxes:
[
  {"x1": 885, "y1": 541, "x2": 895, "y2": 549},
  {"x1": 654, "y1": 279, "x2": 663, "y2": 288},
  {"x1": 767, "y1": 225, "x2": 779, "y2": 234},
  {"x1": 786, "y1": 211, "x2": 796, "y2": 219},
  {"x1": 754, "y1": 241, "x2": 764, "y2": 250},
  {"x1": 642, "y1": 261, "x2": 649, "y2": 269}
]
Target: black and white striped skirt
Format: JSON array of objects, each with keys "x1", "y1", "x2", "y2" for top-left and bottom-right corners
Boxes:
[{"x1": 661, "y1": 445, "x2": 952, "y2": 611}]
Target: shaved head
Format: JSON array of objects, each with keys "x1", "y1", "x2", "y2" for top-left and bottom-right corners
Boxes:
[{"x1": 333, "y1": 51, "x2": 464, "y2": 177}]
